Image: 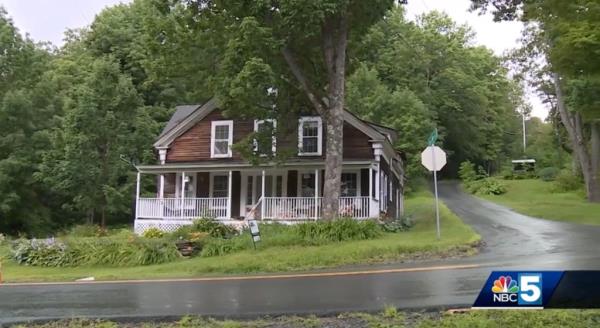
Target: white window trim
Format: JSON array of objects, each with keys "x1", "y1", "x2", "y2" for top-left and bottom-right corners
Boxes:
[
  {"x1": 210, "y1": 120, "x2": 233, "y2": 158},
  {"x1": 254, "y1": 119, "x2": 277, "y2": 156},
  {"x1": 298, "y1": 116, "x2": 323, "y2": 156}
]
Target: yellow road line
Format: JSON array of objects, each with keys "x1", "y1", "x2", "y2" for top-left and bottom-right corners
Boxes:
[{"x1": 0, "y1": 263, "x2": 479, "y2": 287}]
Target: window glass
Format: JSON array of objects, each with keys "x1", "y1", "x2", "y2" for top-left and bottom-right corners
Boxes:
[
  {"x1": 341, "y1": 173, "x2": 357, "y2": 197},
  {"x1": 213, "y1": 175, "x2": 228, "y2": 197},
  {"x1": 212, "y1": 122, "x2": 231, "y2": 157},
  {"x1": 299, "y1": 119, "x2": 320, "y2": 154},
  {"x1": 246, "y1": 176, "x2": 253, "y2": 205},
  {"x1": 301, "y1": 173, "x2": 316, "y2": 197}
]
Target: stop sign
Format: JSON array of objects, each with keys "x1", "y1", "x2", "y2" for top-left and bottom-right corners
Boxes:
[{"x1": 421, "y1": 146, "x2": 447, "y2": 172}]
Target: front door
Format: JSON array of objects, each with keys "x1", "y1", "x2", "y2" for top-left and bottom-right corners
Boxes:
[{"x1": 241, "y1": 172, "x2": 286, "y2": 217}]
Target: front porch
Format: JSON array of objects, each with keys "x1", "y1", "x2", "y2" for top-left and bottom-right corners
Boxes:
[{"x1": 133, "y1": 161, "x2": 398, "y2": 233}]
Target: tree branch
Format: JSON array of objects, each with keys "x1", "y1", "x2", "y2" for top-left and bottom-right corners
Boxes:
[{"x1": 282, "y1": 46, "x2": 325, "y2": 115}]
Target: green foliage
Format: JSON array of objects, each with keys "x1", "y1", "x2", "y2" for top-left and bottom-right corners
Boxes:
[
  {"x1": 67, "y1": 224, "x2": 108, "y2": 238},
  {"x1": 10, "y1": 236, "x2": 180, "y2": 267},
  {"x1": 552, "y1": 170, "x2": 583, "y2": 193},
  {"x1": 458, "y1": 161, "x2": 478, "y2": 183},
  {"x1": 380, "y1": 216, "x2": 413, "y2": 233},
  {"x1": 142, "y1": 227, "x2": 164, "y2": 239},
  {"x1": 200, "y1": 238, "x2": 247, "y2": 258},
  {"x1": 171, "y1": 218, "x2": 238, "y2": 240},
  {"x1": 295, "y1": 218, "x2": 382, "y2": 243},
  {"x1": 538, "y1": 167, "x2": 560, "y2": 181}
]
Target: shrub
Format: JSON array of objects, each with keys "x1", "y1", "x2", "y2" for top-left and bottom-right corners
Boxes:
[
  {"x1": 142, "y1": 227, "x2": 164, "y2": 239},
  {"x1": 552, "y1": 169, "x2": 583, "y2": 192},
  {"x1": 171, "y1": 218, "x2": 238, "y2": 240},
  {"x1": 10, "y1": 238, "x2": 73, "y2": 267},
  {"x1": 200, "y1": 238, "x2": 245, "y2": 257},
  {"x1": 68, "y1": 224, "x2": 108, "y2": 238},
  {"x1": 476, "y1": 178, "x2": 507, "y2": 195},
  {"x1": 458, "y1": 161, "x2": 478, "y2": 183},
  {"x1": 538, "y1": 167, "x2": 560, "y2": 181},
  {"x1": 294, "y1": 218, "x2": 382, "y2": 243},
  {"x1": 10, "y1": 236, "x2": 180, "y2": 267},
  {"x1": 380, "y1": 215, "x2": 413, "y2": 233}
]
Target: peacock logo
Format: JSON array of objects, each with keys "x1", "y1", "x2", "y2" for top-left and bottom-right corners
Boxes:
[{"x1": 492, "y1": 275, "x2": 519, "y2": 294}]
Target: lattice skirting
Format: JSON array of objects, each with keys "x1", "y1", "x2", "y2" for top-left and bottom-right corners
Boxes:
[{"x1": 134, "y1": 219, "x2": 251, "y2": 235}]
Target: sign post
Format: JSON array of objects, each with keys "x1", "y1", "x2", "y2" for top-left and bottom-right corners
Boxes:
[
  {"x1": 248, "y1": 220, "x2": 261, "y2": 249},
  {"x1": 421, "y1": 129, "x2": 446, "y2": 239}
]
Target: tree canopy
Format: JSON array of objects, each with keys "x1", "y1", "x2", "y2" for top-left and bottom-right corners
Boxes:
[{"x1": 0, "y1": 1, "x2": 527, "y2": 234}]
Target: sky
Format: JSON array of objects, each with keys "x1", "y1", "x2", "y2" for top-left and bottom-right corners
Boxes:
[{"x1": 0, "y1": 0, "x2": 548, "y2": 118}]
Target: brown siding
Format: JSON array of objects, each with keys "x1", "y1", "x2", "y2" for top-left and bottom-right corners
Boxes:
[
  {"x1": 166, "y1": 110, "x2": 253, "y2": 162},
  {"x1": 165, "y1": 109, "x2": 374, "y2": 163}
]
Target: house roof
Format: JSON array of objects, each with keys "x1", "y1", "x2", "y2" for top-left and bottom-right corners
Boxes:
[{"x1": 158, "y1": 104, "x2": 202, "y2": 139}]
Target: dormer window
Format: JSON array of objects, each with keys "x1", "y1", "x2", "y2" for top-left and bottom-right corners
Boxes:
[
  {"x1": 298, "y1": 117, "x2": 322, "y2": 156},
  {"x1": 211, "y1": 120, "x2": 233, "y2": 158},
  {"x1": 254, "y1": 119, "x2": 277, "y2": 156}
]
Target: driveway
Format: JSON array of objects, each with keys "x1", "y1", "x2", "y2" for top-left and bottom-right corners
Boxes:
[{"x1": 1, "y1": 181, "x2": 599, "y2": 324}]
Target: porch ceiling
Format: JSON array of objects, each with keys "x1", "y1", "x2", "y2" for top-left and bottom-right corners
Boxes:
[{"x1": 136, "y1": 160, "x2": 373, "y2": 174}]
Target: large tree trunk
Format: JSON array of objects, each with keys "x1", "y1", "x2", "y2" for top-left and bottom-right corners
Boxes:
[
  {"x1": 591, "y1": 120, "x2": 600, "y2": 179},
  {"x1": 282, "y1": 14, "x2": 348, "y2": 220},
  {"x1": 320, "y1": 15, "x2": 348, "y2": 220},
  {"x1": 553, "y1": 73, "x2": 600, "y2": 202}
]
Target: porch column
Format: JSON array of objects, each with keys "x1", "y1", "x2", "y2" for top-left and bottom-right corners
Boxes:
[
  {"x1": 227, "y1": 170, "x2": 233, "y2": 219},
  {"x1": 261, "y1": 170, "x2": 266, "y2": 220},
  {"x1": 180, "y1": 172, "x2": 185, "y2": 218},
  {"x1": 135, "y1": 171, "x2": 141, "y2": 219},
  {"x1": 369, "y1": 165, "x2": 379, "y2": 218},
  {"x1": 314, "y1": 168, "x2": 319, "y2": 220},
  {"x1": 159, "y1": 174, "x2": 165, "y2": 199}
]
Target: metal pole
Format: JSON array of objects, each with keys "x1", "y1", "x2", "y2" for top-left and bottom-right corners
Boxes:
[
  {"x1": 431, "y1": 147, "x2": 440, "y2": 239},
  {"x1": 522, "y1": 109, "x2": 527, "y2": 154}
]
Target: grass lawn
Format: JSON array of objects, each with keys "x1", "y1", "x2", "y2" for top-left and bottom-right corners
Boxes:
[
  {"x1": 10, "y1": 309, "x2": 600, "y2": 327},
  {"x1": 0, "y1": 191, "x2": 479, "y2": 283},
  {"x1": 478, "y1": 179, "x2": 600, "y2": 225}
]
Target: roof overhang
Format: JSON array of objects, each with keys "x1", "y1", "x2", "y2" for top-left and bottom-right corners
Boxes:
[{"x1": 136, "y1": 160, "x2": 373, "y2": 174}]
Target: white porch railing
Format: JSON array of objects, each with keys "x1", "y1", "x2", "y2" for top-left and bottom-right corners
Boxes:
[
  {"x1": 261, "y1": 196, "x2": 371, "y2": 220},
  {"x1": 137, "y1": 197, "x2": 228, "y2": 220}
]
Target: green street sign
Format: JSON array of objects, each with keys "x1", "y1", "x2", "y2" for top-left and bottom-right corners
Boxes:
[{"x1": 428, "y1": 128, "x2": 438, "y2": 146}]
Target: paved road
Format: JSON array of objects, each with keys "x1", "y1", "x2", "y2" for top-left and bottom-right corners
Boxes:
[{"x1": 2, "y1": 181, "x2": 599, "y2": 324}]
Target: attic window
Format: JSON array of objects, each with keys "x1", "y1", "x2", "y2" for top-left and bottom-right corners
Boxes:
[
  {"x1": 211, "y1": 120, "x2": 233, "y2": 158},
  {"x1": 298, "y1": 117, "x2": 322, "y2": 156}
]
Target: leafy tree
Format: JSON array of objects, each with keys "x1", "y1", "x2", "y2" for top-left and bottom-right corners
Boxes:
[
  {"x1": 473, "y1": 0, "x2": 600, "y2": 201},
  {"x1": 176, "y1": 0, "x2": 396, "y2": 219},
  {"x1": 0, "y1": 8, "x2": 56, "y2": 235},
  {"x1": 38, "y1": 57, "x2": 157, "y2": 227},
  {"x1": 352, "y1": 8, "x2": 521, "y2": 176}
]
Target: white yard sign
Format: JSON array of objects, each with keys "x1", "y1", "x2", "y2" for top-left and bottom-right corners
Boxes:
[{"x1": 421, "y1": 143, "x2": 447, "y2": 239}]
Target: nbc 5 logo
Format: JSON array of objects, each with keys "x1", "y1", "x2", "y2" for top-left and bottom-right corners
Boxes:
[{"x1": 518, "y1": 273, "x2": 543, "y2": 305}]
